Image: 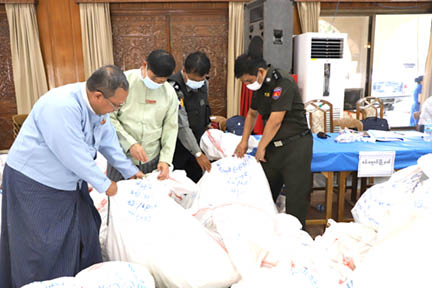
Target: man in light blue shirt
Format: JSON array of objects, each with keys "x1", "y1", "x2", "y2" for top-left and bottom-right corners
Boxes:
[{"x1": 0, "y1": 65, "x2": 144, "y2": 288}]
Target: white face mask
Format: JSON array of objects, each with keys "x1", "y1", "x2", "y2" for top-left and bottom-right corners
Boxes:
[
  {"x1": 246, "y1": 80, "x2": 263, "y2": 91},
  {"x1": 246, "y1": 72, "x2": 263, "y2": 91},
  {"x1": 141, "y1": 68, "x2": 163, "y2": 90},
  {"x1": 186, "y1": 79, "x2": 205, "y2": 90}
]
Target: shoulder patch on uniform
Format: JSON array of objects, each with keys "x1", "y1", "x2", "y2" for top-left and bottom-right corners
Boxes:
[
  {"x1": 272, "y1": 87, "x2": 282, "y2": 100},
  {"x1": 178, "y1": 97, "x2": 184, "y2": 109},
  {"x1": 169, "y1": 80, "x2": 181, "y2": 92}
]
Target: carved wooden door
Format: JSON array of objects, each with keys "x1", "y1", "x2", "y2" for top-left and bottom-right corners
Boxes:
[
  {"x1": 111, "y1": 3, "x2": 228, "y2": 116},
  {"x1": 0, "y1": 5, "x2": 17, "y2": 150}
]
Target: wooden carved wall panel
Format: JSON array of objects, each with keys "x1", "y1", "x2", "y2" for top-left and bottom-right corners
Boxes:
[
  {"x1": 171, "y1": 14, "x2": 228, "y2": 117},
  {"x1": 111, "y1": 3, "x2": 228, "y2": 117},
  {"x1": 111, "y1": 10, "x2": 170, "y2": 70},
  {"x1": 37, "y1": 0, "x2": 85, "y2": 89},
  {"x1": 0, "y1": 5, "x2": 17, "y2": 150}
]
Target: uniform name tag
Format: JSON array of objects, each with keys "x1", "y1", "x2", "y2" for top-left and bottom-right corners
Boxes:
[{"x1": 146, "y1": 99, "x2": 157, "y2": 104}]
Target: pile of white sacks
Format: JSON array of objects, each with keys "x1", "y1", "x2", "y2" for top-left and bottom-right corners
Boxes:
[
  {"x1": 98, "y1": 151, "x2": 432, "y2": 288},
  {"x1": 1, "y1": 132, "x2": 432, "y2": 287}
]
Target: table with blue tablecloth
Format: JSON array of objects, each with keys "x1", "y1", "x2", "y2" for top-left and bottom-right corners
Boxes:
[
  {"x1": 312, "y1": 132, "x2": 432, "y2": 172},
  {"x1": 252, "y1": 132, "x2": 432, "y2": 224}
]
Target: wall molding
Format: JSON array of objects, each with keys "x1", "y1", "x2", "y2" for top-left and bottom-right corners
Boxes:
[
  {"x1": 0, "y1": 0, "x2": 36, "y2": 3},
  {"x1": 295, "y1": 0, "x2": 432, "y2": 2},
  {"x1": 75, "y1": 0, "x2": 245, "y2": 3}
]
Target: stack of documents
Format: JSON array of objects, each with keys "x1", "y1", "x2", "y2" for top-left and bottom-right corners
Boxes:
[{"x1": 366, "y1": 130, "x2": 405, "y2": 142}]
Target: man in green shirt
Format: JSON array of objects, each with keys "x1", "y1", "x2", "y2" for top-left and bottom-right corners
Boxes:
[{"x1": 108, "y1": 50, "x2": 178, "y2": 180}]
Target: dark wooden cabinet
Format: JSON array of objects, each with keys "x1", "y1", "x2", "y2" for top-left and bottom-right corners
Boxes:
[{"x1": 111, "y1": 3, "x2": 228, "y2": 116}]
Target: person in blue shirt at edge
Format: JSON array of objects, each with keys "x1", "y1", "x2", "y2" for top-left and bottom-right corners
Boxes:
[
  {"x1": 168, "y1": 51, "x2": 212, "y2": 183},
  {"x1": 410, "y1": 75, "x2": 423, "y2": 127},
  {"x1": 0, "y1": 65, "x2": 145, "y2": 288},
  {"x1": 234, "y1": 37, "x2": 312, "y2": 228}
]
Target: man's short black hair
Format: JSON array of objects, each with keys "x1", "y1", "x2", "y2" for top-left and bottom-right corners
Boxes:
[
  {"x1": 86, "y1": 65, "x2": 129, "y2": 98},
  {"x1": 147, "y1": 49, "x2": 176, "y2": 77},
  {"x1": 184, "y1": 51, "x2": 211, "y2": 76},
  {"x1": 234, "y1": 54, "x2": 267, "y2": 78}
]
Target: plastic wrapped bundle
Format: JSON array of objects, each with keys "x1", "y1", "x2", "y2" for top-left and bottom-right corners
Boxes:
[
  {"x1": 105, "y1": 179, "x2": 239, "y2": 288},
  {"x1": 21, "y1": 277, "x2": 79, "y2": 288},
  {"x1": 75, "y1": 261, "x2": 155, "y2": 288}
]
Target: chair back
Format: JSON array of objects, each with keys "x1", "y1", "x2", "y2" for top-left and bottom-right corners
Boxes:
[
  {"x1": 12, "y1": 114, "x2": 28, "y2": 139},
  {"x1": 356, "y1": 96, "x2": 384, "y2": 120},
  {"x1": 333, "y1": 118, "x2": 363, "y2": 131},
  {"x1": 304, "y1": 99, "x2": 334, "y2": 133}
]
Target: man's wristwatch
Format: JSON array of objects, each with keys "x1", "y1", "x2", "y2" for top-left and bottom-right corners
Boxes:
[{"x1": 195, "y1": 151, "x2": 202, "y2": 158}]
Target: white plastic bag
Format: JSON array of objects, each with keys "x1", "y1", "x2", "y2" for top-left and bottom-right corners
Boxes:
[
  {"x1": 89, "y1": 191, "x2": 109, "y2": 260},
  {"x1": 75, "y1": 261, "x2": 155, "y2": 288},
  {"x1": 352, "y1": 211, "x2": 432, "y2": 288},
  {"x1": 351, "y1": 165, "x2": 424, "y2": 231},
  {"x1": 21, "y1": 277, "x2": 80, "y2": 288},
  {"x1": 200, "y1": 129, "x2": 257, "y2": 161},
  {"x1": 209, "y1": 204, "x2": 276, "y2": 279},
  {"x1": 105, "y1": 179, "x2": 239, "y2": 288},
  {"x1": 161, "y1": 170, "x2": 199, "y2": 209},
  {"x1": 312, "y1": 220, "x2": 377, "y2": 283},
  {"x1": 191, "y1": 155, "x2": 276, "y2": 214},
  {"x1": 417, "y1": 153, "x2": 432, "y2": 179}
]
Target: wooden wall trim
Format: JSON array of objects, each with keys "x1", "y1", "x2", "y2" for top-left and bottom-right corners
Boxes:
[
  {"x1": 320, "y1": 1, "x2": 432, "y2": 14},
  {"x1": 75, "y1": 0, "x2": 245, "y2": 3},
  {"x1": 110, "y1": 3, "x2": 227, "y2": 14},
  {"x1": 295, "y1": 0, "x2": 432, "y2": 2},
  {"x1": 0, "y1": 0, "x2": 36, "y2": 3}
]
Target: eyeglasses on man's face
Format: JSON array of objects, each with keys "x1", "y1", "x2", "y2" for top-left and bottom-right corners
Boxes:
[{"x1": 97, "y1": 89, "x2": 124, "y2": 111}]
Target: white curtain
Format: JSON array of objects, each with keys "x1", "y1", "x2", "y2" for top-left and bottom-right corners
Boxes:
[
  {"x1": 227, "y1": 2, "x2": 244, "y2": 118},
  {"x1": 296, "y1": 2, "x2": 320, "y2": 33},
  {"x1": 79, "y1": 3, "x2": 114, "y2": 79},
  {"x1": 6, "y1": 4, "x2": 48, "y2": 114}
]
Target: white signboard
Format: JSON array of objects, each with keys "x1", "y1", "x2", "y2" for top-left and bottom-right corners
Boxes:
[{"x1": 358, "y1": 151, "x2": 395, "y2": 177}]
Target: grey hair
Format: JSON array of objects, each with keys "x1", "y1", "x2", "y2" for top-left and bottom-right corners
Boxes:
[{"x1": 86, "y1": 65, "x2": 129, "y2": 98}]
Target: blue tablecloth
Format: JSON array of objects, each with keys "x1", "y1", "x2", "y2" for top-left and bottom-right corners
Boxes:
[{"x1": 252, "y1": 133, "x2": 432, "y2": 172}]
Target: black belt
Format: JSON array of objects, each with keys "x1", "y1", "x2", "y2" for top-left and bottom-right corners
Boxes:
[{"x1": 272, "y1": 129, "x2": 311, "y2": 147}]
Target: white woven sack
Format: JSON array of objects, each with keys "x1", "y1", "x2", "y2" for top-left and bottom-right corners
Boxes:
[
  {"x1": 191, "y1": 155, "x2": 276, "y2": 215},
  {"x1": 75, "y1": 261, "x2": 155, "y2": 288},
  {"x1": 351, "y1": 165, "x2": 424, "y2": 231},
  {"x1": 89, "y1": 191, "x2": 109, "y2": 260},
  {"x1": 21, "y1": 277, "x2": 79, "y2": 288},
  {"x1": 105, "y1": 179, "x2": 239, "y2": 288},
  {"x1": 199, "y1": 129, "x2": 257, "y2": 161},
  {"x1": 161, "y1": 170, "x2": 199, "y2": 209}
]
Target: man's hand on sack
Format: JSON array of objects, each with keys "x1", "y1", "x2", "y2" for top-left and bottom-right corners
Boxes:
[
  {"x1": 196, "y1": 153, "x2": 211, "y2": 172},
  {"x1": 255, "y1": 146, "x2": 267, "y2": 163},
  {"x1": 128, "y1": 170, "x2": 146, "y2": 179},
  {"x1": 130, "y1": 143, "x2": 148, "y2": 162},
  {"x1": 157, "y1": 162, "x2": 170, "y2": 180},
  {"x1": 105, "y1": 181, "x2": 118, "y2": 196},
  {"x1": 234, "y1": 140, "x2": 248, "y2": 158}
]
